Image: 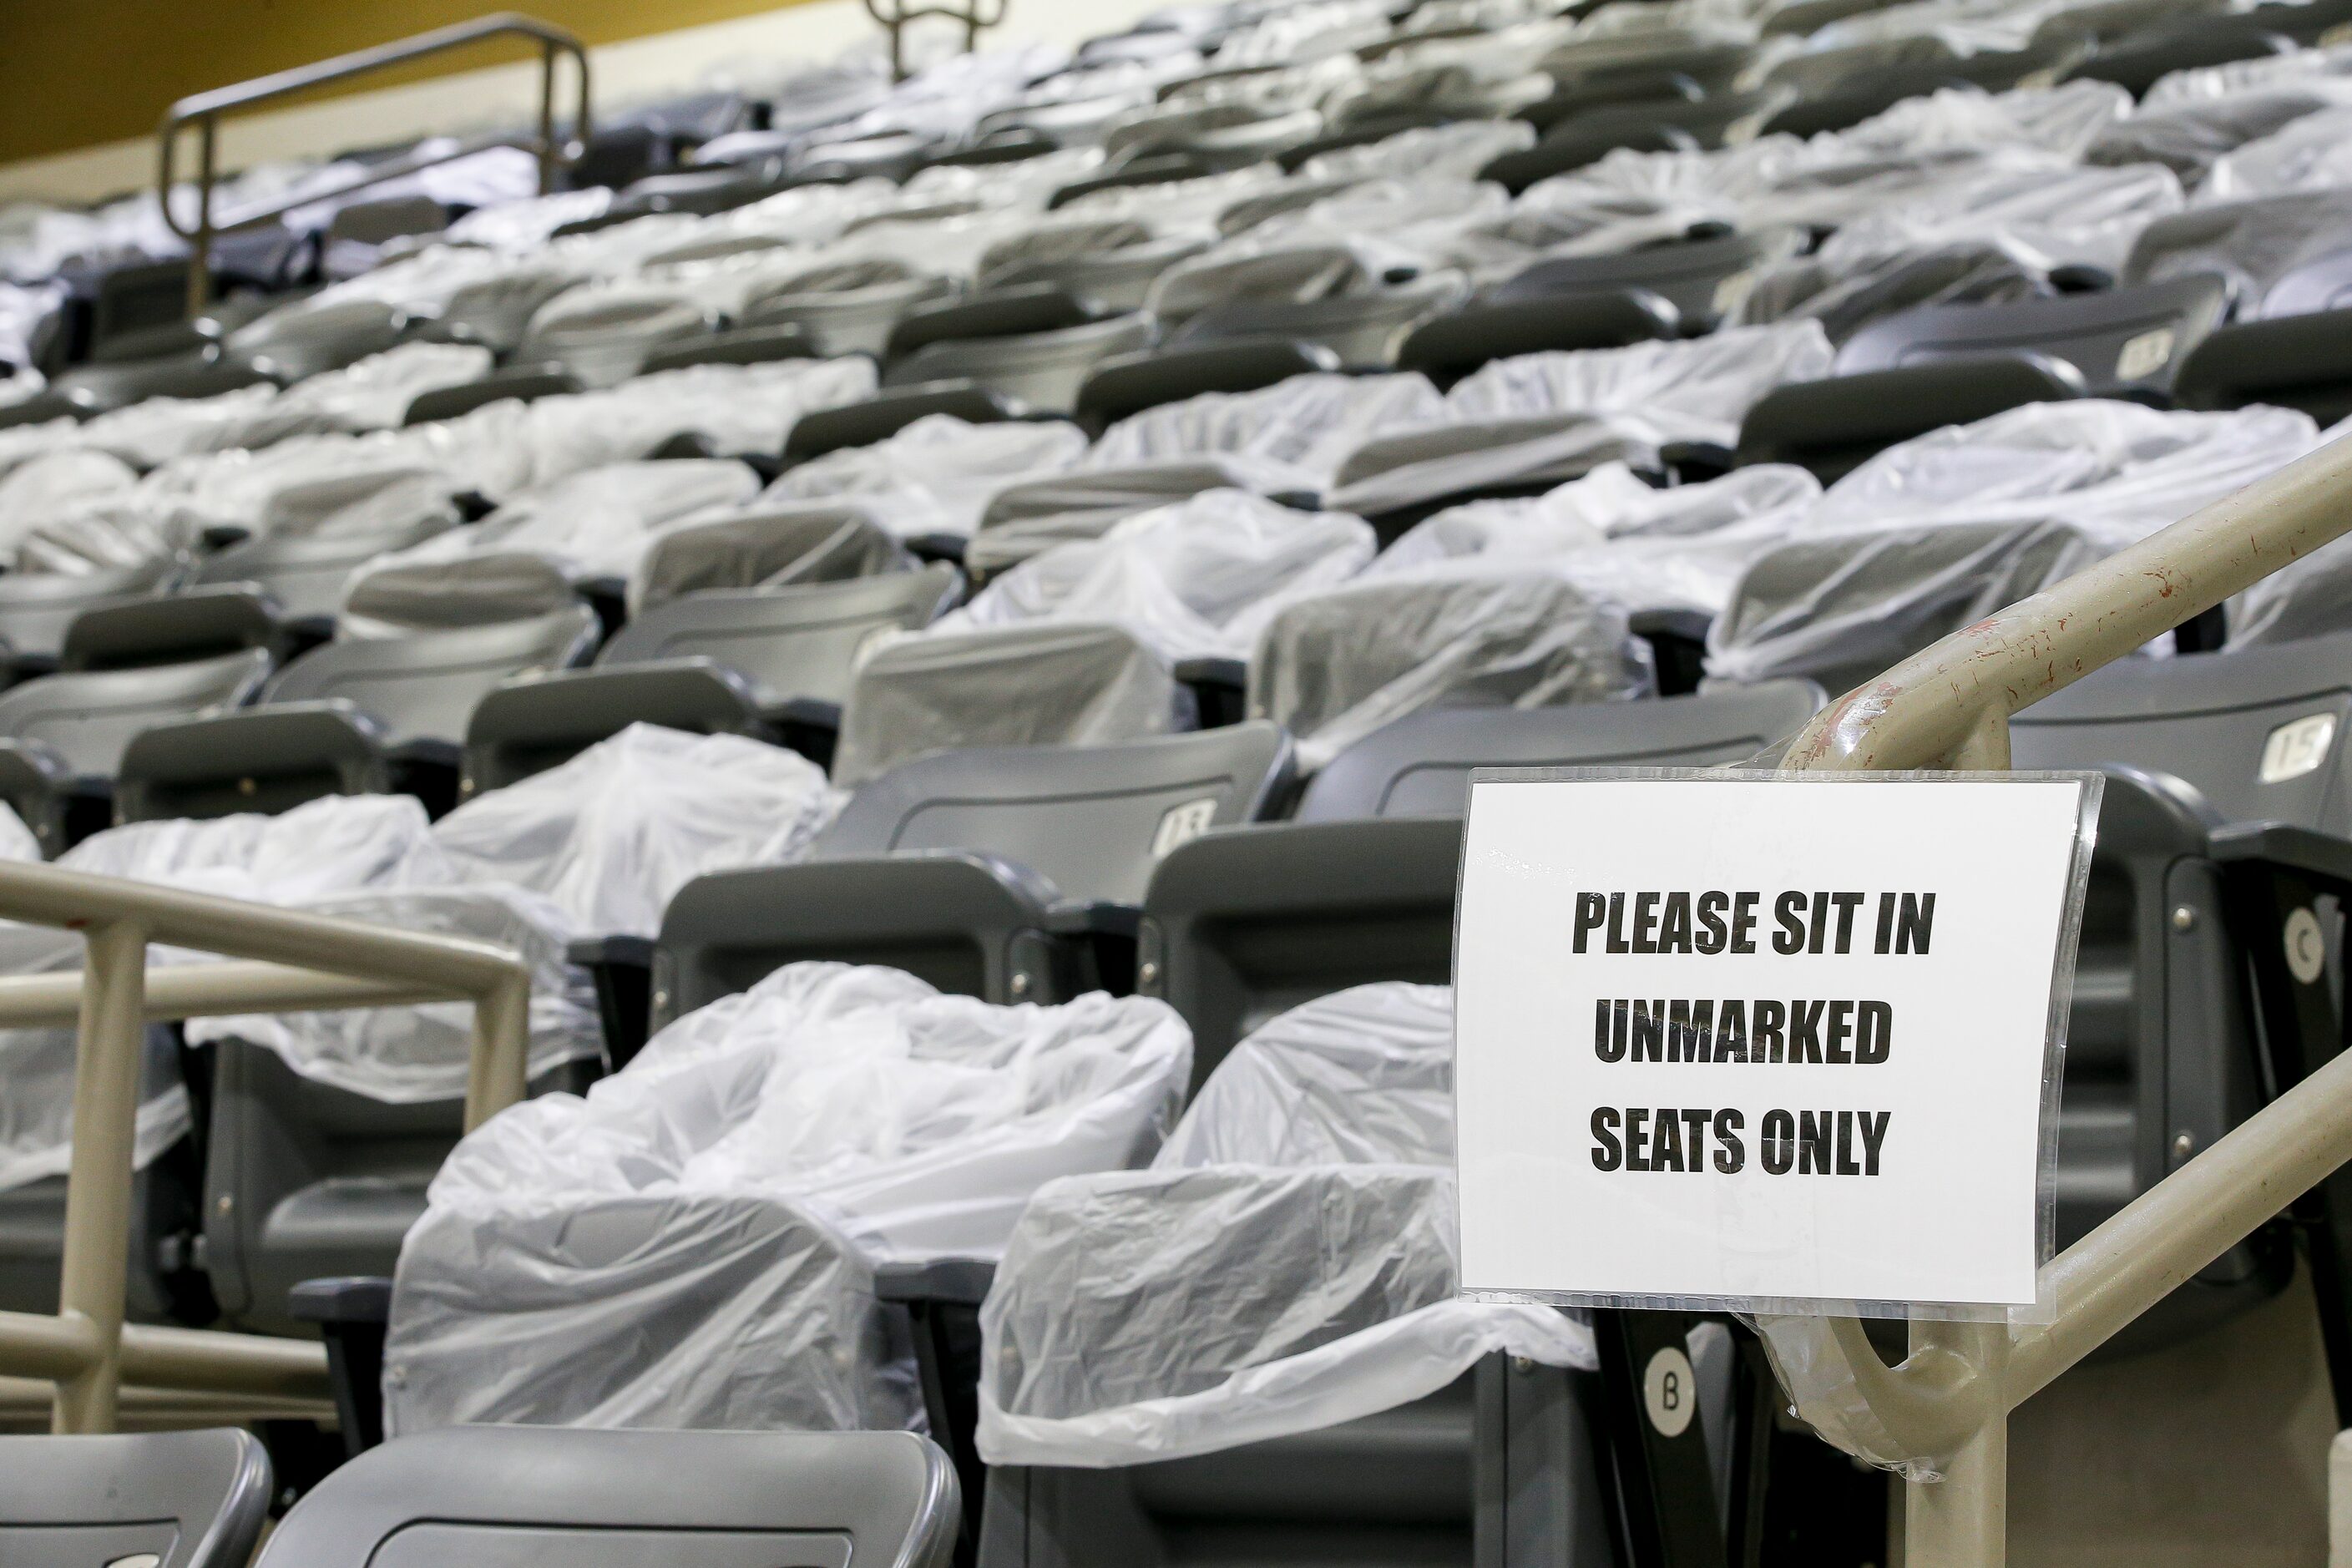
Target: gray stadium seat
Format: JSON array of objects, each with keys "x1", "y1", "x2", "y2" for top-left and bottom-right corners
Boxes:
[
  {"x1": 621, "y1": 723, "x2": 1293, "y2": 1041},
  {"x1": 0, "y1": 559, "x2": 184, "y2": 667},
  {"x1": 114, "y1": 608, "x2": 599, "y2": 822},
  {"x1": 463, "y1": 564, "x2": 962, "y2": 787},
  {"x1": 190, "y1": 516, "x2": 457, "y2": 630},
  {"x1": 1488, "y1": 228, "x2": 1803, "y2": 331},
  {"x1": 251, "y1": 1427, "x2": 956, "y2": 1568},
  {"x1": 0, "y1": 649, "x2": 271, "y2": 852},
  {"x1": 0, "y1": 1429, "x2": 271, "y2": 1568}
]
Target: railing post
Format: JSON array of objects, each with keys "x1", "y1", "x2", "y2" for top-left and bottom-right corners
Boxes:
[
  {"x1": 52, "y1": 921, "x2": 148, "y2": 1434},
  {"x1": 537, "y1": 43, "x2": 560, "y2": 196},
  {"x1": 1904, "y1": 1319, "x2": 2011, "y2": 1567},
  {"x1": 465, "y1": 968, "x2": 533, "y2": 1131},
  {"x1": 186, "y1": 116, "x2": 217, "y2": 319}
]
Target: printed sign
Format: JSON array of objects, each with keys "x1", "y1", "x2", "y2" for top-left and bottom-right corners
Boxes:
[{"x1": 1454, "y1": 772, "x2": 2098, "y2": 1317}]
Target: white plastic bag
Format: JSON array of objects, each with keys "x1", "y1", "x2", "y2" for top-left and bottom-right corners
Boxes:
[
  {"x1": 977, "y1": 984, "x2": 1596, "y2": 1468},
  {"x1": 383, "y1": 961, "x2": 1191, "y2": 1434},
  {"x1": 764, "y1": 414, "x2": 1090, "y2": 539},
  {"x1": 429, "y1": 726, "x2": 846, "y2": 938}
]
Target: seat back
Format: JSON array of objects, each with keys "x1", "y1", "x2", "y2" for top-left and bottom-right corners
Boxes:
[
  {"x1": 886, "y1": 316, "x2": 1156, "y2": 413},
  {"x1": 0, "y1": 559, "x2": 180, "y2": 660},
  {"x1": 0, "y1": 649, "x2": 270, "y2": 776},
  {"x1": 656, "y1": 724, "x2": 1292, "y2": 1015},
  {"x1": 1297, "y1": 682, "x2": 1827, "y2": 822},
  {"x1": 59, "y1": 588, "x2": 285, "y2": 672},
  {"x1": 785, "y1": 383, "x2": 1029, "y2": 462},
  {"x1": 1074, "y1": 341, "x2": 1338, "y2": 434},
  {"x1": 0, "y1": 1429, "x2": 271, "y2": 1568},
  {"x1": 1398, "y1": 293, "x2": 1678, "y2": 387},
  {"x1": 1491, "y1": 228, "x2": 1802, "y2": 327},
  {"x1": 254, "y1": 1428, "x2": 956, "y2": 1568},
  {"x1": 604, "y1": 566, "x2": 961, "y2": 701},
  {"x1": 264, "y1": 609, "x2": 599, "y2": 746},
  {"x1": 2011, "y1": 631, "x2": 2352, "y2": 835},
  {"x1": 1837, "y1": 273, "x2": 2233, "y2": 397},
  {"x1": 191, "y1": 518, "x2": 456, "y2": 625}
]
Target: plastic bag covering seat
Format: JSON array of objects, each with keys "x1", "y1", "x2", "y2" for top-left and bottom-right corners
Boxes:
[
  {"x1": 2122, "y1": 190, "x2": 2352, "y2": 316},
  {"x1": 834, "y1": 493, "x2": 1375, "y2": 782},
  {"x1": 648, "y1": 721, "x2": 1287, "y2": 1019},
  {"x1": 382, "y1": 963, "x2": 1191, "y2": 1435},
  {"x1": 1248, "y1": 554, "x2": 1657, "y2": 771},
  {"x1": 976, "y1": 218, "x2": 1211, "y2": 311},
  {"x1": 1706, "y1": 518, "x2": 2100, "y2": 695},
  {"x1": 0, "y1": 795, "x2": 441, "y2": 1210},
  {"x1": 632, "y1": 501, "x2": 919, "y2": 609},
  {"x1": 192, "y1": 514, "x2": 456, "y2": 628},
  {"x1": 1326, "y1": 322, "x2": 1834, "y2": 523},
  {"x1": 0, "y1": 557, "x2": 180, "y2": 660},
  {"x1": 0, "y1": 1429, "x2": 271, "y2": 1568},
  {"x1": 250, "y1": 1427, "x2": 956, "y2": 1568},
  {"x1": 884, "y1": 313, "x2": 1157, "y2": 415},
  {"x1": 517, "y1": 284, "x2": 719, "y2": 388},
  {"x1": 978, "y1": 984, "x2": 1593, "y2": 1468},
  {"x1": 1834, "y1": 271, "x2": 2233, "y2": 398},
  {"x1": 434, "y1": 725, "x2": 846, "y2": 938},
  {"x1": 764, "y1": 416, "x2": 1090, "y2": 543},
  {"x1": 223, "y1": 297, "x2": 411, "y2": 382},
  {"x1": 741, "y1": 265, "x2": 959, "y2": 358},
  {"x1": 341, "y1": 460, "x2": 761, "y2": 632}
]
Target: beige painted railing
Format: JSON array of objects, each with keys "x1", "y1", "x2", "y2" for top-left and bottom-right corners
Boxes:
[
  {"x1": 158, "y1": 13, "x2": 591, "y2": 313},
  {"x1": 0, "y1": 861, "x2": 532, "y2": 1434},
  {"x1": 1778, "y1": 428, "x2": 2352, "y2": 1564}
]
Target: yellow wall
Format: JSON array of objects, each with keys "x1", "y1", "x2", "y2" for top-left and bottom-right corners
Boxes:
[{"x1": 0, "y1": 1, "x2": 816, "y2": 167}]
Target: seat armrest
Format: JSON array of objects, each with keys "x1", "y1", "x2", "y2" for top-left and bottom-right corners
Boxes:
[
  {"x1": 1659, "y1": 440, "x2": 1734, "y2": 481},
  {"x1": 1044, "y1": 900, "x2": 1141, "y2": 939},
  {"x1": 874, "y1": 1257, "x2": 998, "y2": 1307},
  {"x1": 288, "y1": 1274, "x2": 393, "y2": 1324},
  {"x1": 2210, "y1": 822, "x2": 2352, "y2": 892},
  {"x1": 905, "y1": 533, "x2": 969, "y2": 567},
  {"x1": 1175, "y1": 655, "x2": 1249, "y2": 729},
  {"x1": 569, "y1": 935, "x2": 656, "y2": 1069},
  {"x1": 289, "y1": 1274, "x2": 393, "y2": 1459},
  {"x1": 0, "y1": 739, "x2": 81, "y2": 856}
]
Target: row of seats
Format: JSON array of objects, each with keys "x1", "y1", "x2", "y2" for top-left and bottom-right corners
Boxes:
[{"x1": 10, "y1": 0, "x2": 2352, "y2": 1558}]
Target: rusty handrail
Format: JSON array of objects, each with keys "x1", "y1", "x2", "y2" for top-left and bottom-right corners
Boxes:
[
  {"x1": 1775, "y1": 427, "x2": 2352, "y2": 1565},
  {"x1": 157, "y1": 13, "x2": 591, "y2": 313}
]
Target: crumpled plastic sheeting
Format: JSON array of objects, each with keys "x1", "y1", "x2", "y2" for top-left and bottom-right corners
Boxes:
[
  {"x1": 1702, "y1": 518, "x2": 2101, "y2": 693},
  {"x1": 969, "y1": 457, "x2": 1307, "y2": 574},
  {"x1": 762, "y1": 414, "x2": 1090, "y2": 539},
  {"x1": 2229, "y1": 527, "x2": 2352, "y2": 645},
  {"x1": 2120, "y1": 188, "x2": 2352, "y2": 309},
  {"x1": 1085, "y1": 372, "x2": 1446, "y2": 492},
  {"x1": 1727, "y1": 239, "x2": 2048, "y2": 345},
  {"x1": 511, "y1": 358, "x2": 878, "y2": 489},
  {"x1": 1250, "y1": 557, "x2": 1656, "y2": 771},
  {"x1": 71, "y1": 387, "x2": 281, "y2": 469},
  {"x1": 1297, "y1": 118, "x2": 1537, "y2": 184},
  {"x1": 1376, "y1": 460, "x2": 1823, "y2": 617},
  {"x1": 1807, "y1": 399, "x2": 2320, "y2": 549},
  {"x1": 630, "y1": 501, "x2": 916, "y2": 612},
  {"x1": 140, "y1": 437, "x2": 464, "y2": 544},
  {"x1": 978, "y1": 984, "x2": 1596, "y2": 1468},
  {"x1": 206, "y1": 342, "x2": 496, "y2": 449},
  {"x1": 1748, "y1": 1316, "x2": 1948, "y2": 1481},
  {"x1": 1329, "y1": 323, "x2": 1832, "y2": 518},
  {"x1": 2143, "y1": 41, "x2": 2352, "y2": 107},
  {"x1": 937, "y1": 489, "x2": 1376, "y2": 660},
  {"x1": 430, "y1": 725, "x2": 846, "y2": 939},
  {"x1": 0, "y1": 795, "x2": 440, "y2": 1193},
  {"x1": 2205, "y1": 104, "x2": 2352, "y2": 199},
  {"x1": 833, "y1": 622, "x2": 1193, "y2": 785},
  {"x1": 2087, "y1": 87, "x2": 2352, "y2": 186},
  {"x1": 185, "y1": 883, "x2": 600, "y2": 1103},
  {"x1": 0, "y1": 451, "x2": 140, "y2": 555},
  {"x1": 346, "y1": 458, "x2": 760, "y2": 629},
  {"x1": 382, "y1": 961, "x2": 1191, "y2": 1435},
  {"x1": 1801, "y1": 161, "x2": 2185, "y2": 275}
]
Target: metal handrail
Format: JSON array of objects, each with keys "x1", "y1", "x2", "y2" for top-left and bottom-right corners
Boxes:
[
  {"x1": 158, "y1": 13, "x2": 591, "y2": 314},
  {"x1": 1778, "y1": 427, "x2": 2352, "y2": 1565},
  {"x1": 0, "y1": 859, "x2": 534, "y2": 1435},
  {"x1": 862, "y1": 0, "x2": 1009, "y2": 82}
]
